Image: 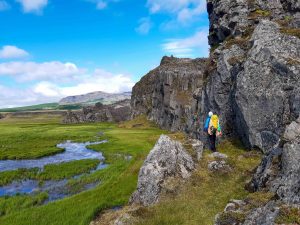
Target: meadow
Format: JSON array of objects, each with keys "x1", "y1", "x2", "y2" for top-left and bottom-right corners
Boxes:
[{"x1": 0, "y1": 114, "x2": 166, "y2": 225}]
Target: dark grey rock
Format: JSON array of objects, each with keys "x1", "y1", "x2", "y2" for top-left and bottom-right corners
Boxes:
[
  {"x1": 63, "y1": 99, "x2": 131, "y2": 124},
  {"x1": 242, "y1": 201, "x2": 279, "y2": 225},
  {"x1": 131, "y1": 56, "x2": 208, "y2": 133},
  {"x1": 130, "y1": 135, "x2": 194, "y2": 206}
]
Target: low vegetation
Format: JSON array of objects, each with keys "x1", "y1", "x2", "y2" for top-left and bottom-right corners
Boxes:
[
  {"x1": 131, "y1": 140, "x2": 262, "y2": 225},
  {"x1": 275, "y1": 206, "x2": 300, "y2": 224},
  {"x1": 248, "y1": 9, "x2": 271, "y2": 20},
  {"x1": 280, "y1": 27, "x2": 300, "y2": 39}
]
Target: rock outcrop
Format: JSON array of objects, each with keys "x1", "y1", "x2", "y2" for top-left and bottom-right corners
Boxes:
[
  {"x1": 131, "y1": 56, "x2": 208, "y2": 133},
  {"x1": 201, "y1": 0, "x2": 300, "y2": 151},
  {"x1": 63, "y1": 99, "x2": 131, "y2": 124},
  {"x1": 130, "y1": 0, "x2": 300, "y2": 222},
  {"x1": 130, "y1": 135, "x2": 195, "y2": 206},
  {"x1": 205, "y1": 0, "x2": 300, "y2": 222}
]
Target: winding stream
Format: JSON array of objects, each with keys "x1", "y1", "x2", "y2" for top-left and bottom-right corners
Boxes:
[
  {"x1": 0, "y1": 140, "x2": 108, "y2": 202},
  {"x1": 0, "y1": 140, "x2": 106, "y2": 172}
]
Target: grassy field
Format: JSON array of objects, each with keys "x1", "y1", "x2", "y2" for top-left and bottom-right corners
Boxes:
[{"x1": 0, "y1": 115, "x2": 167, "y2": 225}]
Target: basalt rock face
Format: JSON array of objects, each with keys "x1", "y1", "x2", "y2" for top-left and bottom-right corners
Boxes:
[
  {"x1": 62, "y1": 99, "x2": 131, "y2": 124},
  {"x1": 131, "y1": 56, "x2": 208, "y2": 133},
  {"x1": 200, "y1": 0, "x2": 300, "y2": 152},
  {"x1": 205, "y1": 0, "x2": 300, "y2": 221}
]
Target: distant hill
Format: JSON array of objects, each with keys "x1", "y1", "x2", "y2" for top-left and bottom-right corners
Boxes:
[
  {"x1": 58, "y1": 91, "x2": 131, "y2": 106},
  {"x1": 0, "y1": 103, "x2": 82, "y2": 112},
  {"x1": 0, "y1": 91, "x2": 132, "y2": 112}
]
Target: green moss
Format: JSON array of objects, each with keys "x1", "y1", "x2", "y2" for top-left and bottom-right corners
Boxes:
[
  {"x1": 218, "y1": 211, "x2": 246, "y2": 225},
  {"x1": 276, "y1": 206, "x2": 300, "y2": 224},
  {"x1": 249, "y1": 9, "x2": 271, "y2": 19},
  {"x1": 245, "y1": 191, "x2": 275, "y2": 209}
]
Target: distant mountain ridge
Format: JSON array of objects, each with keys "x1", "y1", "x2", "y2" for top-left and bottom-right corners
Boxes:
[{"x1": 59, "y1": 91, "x2": 131, "y2": 106}]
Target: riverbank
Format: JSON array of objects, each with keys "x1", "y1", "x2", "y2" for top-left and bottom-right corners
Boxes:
[{"x1": 0, "y1": 115, "x2": 167, "y2": 225}]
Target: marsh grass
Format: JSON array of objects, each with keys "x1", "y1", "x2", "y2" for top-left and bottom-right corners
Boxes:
[{"x1": 0, "y1": 115, "x2": 167, "y2": 225}]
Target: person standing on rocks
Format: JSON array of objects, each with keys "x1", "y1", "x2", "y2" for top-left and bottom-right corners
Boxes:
[{"x1": 204, "y1": 112, "x2": 222, "y2": 152}]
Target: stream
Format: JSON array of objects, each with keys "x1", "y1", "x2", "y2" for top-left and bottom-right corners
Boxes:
[{"x1": 0, "y1": 140, "x2": 108, "y2": 202}]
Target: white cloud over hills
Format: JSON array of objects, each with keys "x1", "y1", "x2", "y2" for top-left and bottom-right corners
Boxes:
[{"x1": 0, "y1": 46, "x2": 135, "y2": 108}]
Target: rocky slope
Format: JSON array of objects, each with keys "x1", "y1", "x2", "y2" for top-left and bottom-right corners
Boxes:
[
  {"x1": 59, "y1": 91, "x2": 131, "y2": 106},
  {"x1": 131, "y1": 56, "x2": 208, "y2": 133},
  {"x1": 62, "y1": 99, "x2": 131, "y2": 123},
  {"x1": 130, "y1": 0, "x2": 300, "y2": 224}
]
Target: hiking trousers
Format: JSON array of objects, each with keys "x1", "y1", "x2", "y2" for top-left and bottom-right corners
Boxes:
[{"x1": 208, "y1": 134, "x2": 217, "y2": 152}]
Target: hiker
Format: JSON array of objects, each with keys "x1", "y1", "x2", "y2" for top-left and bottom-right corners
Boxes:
[{"x1": 204, "y1": 112, "x2": 222, "y2": 152}]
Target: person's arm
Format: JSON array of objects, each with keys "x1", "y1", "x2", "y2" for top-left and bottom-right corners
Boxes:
[{"x1": 208, "y1": 120, "x2": 212, "y2": 135}]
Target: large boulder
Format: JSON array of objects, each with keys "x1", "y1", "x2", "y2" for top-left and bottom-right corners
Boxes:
[{"x1": 130, "y1": 135, "x2": 195, "y2": 206}]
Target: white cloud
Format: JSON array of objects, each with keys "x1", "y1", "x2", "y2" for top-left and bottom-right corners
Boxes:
[
  {"x1": 0, "y1": 1, "x2": 10, "y2": 11},
  {"x1": 16, "y1": 0, "x2": 48, "y2": 14},
  {"x1": 146, "y1": 0, "x2": 206, "y2": 27},
  {"x1": 162, "y1": 29, "x2": 209, "y2": 57},
  {"x1": 135, "y1": 17, "x2": 153, "y2": 35},
  {"x1": 33, "y1": 69, "x2": 134, "y2": 97},
  {"x1": 0, "y1": 65, "x2": 135, "y2": 108},
  {"x1": 0, "y1": 61, "x2": 84, "y2": 81},
  {"x1": 0, "y1": 45, "x2": 29, "y2": 59}
]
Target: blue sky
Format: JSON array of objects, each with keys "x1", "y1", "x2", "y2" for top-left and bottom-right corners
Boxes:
[{"x1": 0, "y1": 0, "x2": 209, "y2": 108}]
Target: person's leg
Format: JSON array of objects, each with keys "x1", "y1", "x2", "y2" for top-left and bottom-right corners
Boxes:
[
  {"x1": 212, "y1": 134, "x2": 217, "y2": 152},
  {"x1": 208, "y1": 134, "x2": 213, "y2": 151}
]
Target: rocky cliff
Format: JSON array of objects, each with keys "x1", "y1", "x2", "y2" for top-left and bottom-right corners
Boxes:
[
  {"x1": 131, "y1": 0, "x2": 300, "y2": 223},
  {"x1": 131, "y1": 56, "x2": 208, "y2": 133},
  {"x1": 63, "y1": 99, "x2": 131, "y2": 124}
]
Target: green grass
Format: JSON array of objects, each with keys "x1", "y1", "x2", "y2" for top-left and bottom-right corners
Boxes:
[
  {"x1": 0, "y1": 192, "x2": 49, "y2": 217},
  {"x1": 0, "y1": 115, "x2": 167, "y2": 225},
  {"x1": 38, "y1": 159, "x2": 100, "y2": 180},
  {"x1": 132, "y1": 140, "x2": 262, "y2": 225},
  {"x1": 0, "y1": 159, "x2": 101, "y2": 186},
  {"x1": 0, "y1": 168, "x2": 39, "y2": 186}
]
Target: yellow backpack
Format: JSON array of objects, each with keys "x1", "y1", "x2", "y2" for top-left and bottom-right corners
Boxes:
[{"x1": 211, "y1": 115, "x2": 219, "y2": 129}]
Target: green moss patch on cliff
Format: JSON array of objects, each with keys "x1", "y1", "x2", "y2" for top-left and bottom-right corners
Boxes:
[{"x1": 275, "y1": 206, "x2": 300, "y2": 224}]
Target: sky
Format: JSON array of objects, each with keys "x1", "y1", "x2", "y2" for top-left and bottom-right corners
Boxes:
[{"x1": 0, "y1": 0, "x2": 209, "y2": 108}]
